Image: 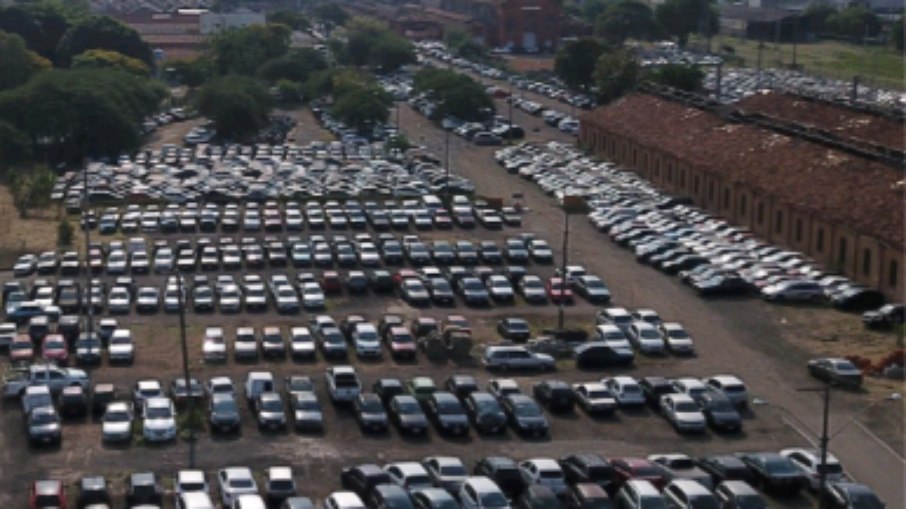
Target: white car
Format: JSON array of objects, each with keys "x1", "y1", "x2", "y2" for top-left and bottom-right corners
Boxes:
[
  {"x1": 486, "y1": 275, "x2": 514, "y2": 302},
  {"x1": 154, "y1": 248, "x2": 174, "y2": 272},
  {"x1": 703, "y1": 375, "x2": 749, "y2": 409},
  {"x1": 107, "y1": 287, "x2": 131, "y2": 314},
  {"x1": 101, "y1": 401, "x2": 134, "y2": 443},
  {"x1": 762, "y1": 280, "x2": 824, "y2": 302},
  {"x1": 174, "y1": 469, "x2": 209, "y2": 494},
  {"x1": 780, "y1": 448, "x2": 847, "y2": 491},
  {"x1": 671, "y1": 378, "x2": 708, "y2": 400},
  {"x1": 627, "y1": 321, "x2": 665, "y2": 354},
  {"x1": 203, "y1": 327, "x2": 227, "y2": 362},
  {"x1": 352, "y1": 323, "x2": 381, "y2": 359},
  {"x1": 106, "y1": 250, "x2": 128, "y2": 274},
  {"x1": 205, "y1": 376, "x2": 235, "y2": 398},
  {"x1": 217, "y1": 467, "x2": 259, "y2": 507},
  {"x1": 177, "y1": 492, "x2": 216, "y2": 509},
  {"x1": 108, "y1": 329, "x2": 135, "y2": 363},
  {"x1": 301, "y1": 282, "x2": 325, "y2": 309},
  {"x1": 142, "y1": 397, "x2": 177, "y2": 442},
  {"x1": 658, "y1": 323, "x2": 695, "y2": 355},
  {"x1": 459, "y1": 477, "x2": 510, "y2": 509},
  {"x1": 602, "y1": 376, "x2": 645, "y2": 407},
  {"x1": 324, "y1": 492, "x2": 366, "y2": 509},
  {"x1": 274, "y1": 286, "x2": 300, "y2": 313},
  {"x1": 164, "y1": 285, "x2": 184, "y2": 312},
  {"x1": 572, "y1": 382, "x2": 617, "y2": 415},
  {"x1": 660, "y1": 394, "x2": 706, "y2": 433},
  {"x1": 594, "y1": 324, "x2": 632, "y2": 350},
  {"x1": 289, "y1": 327, "x2": 316, "y2": 359},
  {"x1": 384, "y1": 462, "x2": 433, "y2": 491},
  {"x1": 519, "y1": 459, "x2": 568, "y2": 495}
]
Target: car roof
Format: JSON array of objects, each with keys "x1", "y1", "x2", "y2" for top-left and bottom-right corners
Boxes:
[
  {"x1": 268, "y1": 466, "x2": 293, "y2": 480},
  {"x1": 466, "y1": 476, "x2": 503, "y2": 493},
  {"x1": 34, "y1": 480, "x2": 62, "y2": 495},
  {"x1": 525, "y1": 458, "x2": 561, "y2": 470}
]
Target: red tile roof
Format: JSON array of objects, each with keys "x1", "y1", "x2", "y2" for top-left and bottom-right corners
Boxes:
[
  {"x1": 581, "y1": 93, "x2": 904, "y2": 247},
  {"x1": 736, "y1": 91, "x2": 905, "y2": 152}
]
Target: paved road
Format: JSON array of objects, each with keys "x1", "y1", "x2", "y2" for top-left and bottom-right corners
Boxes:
[{"x1": 398, "y1": 103, "x2": 905, "y2": 508}]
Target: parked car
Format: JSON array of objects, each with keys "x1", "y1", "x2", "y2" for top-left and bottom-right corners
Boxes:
[
  {"x1": 738, "y1": 453, "x2": 807, "y2": 496},
  {"x1": 807, "y1": 358, "x2": 863, "y2": 388},
  {"x1": 484, "y1": 346, "x2": 554, "y2": 371},
  {"x1": 502, "y1": 394, "x2": 549, "y2": 437}
]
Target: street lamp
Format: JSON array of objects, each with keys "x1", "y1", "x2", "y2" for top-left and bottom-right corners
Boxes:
[
  {"x1": 752, "y1": 390, "x2": 900, "y2": 509},
  {"x1": 554, "y1": 196, "x2": 583, "y2": 332}
]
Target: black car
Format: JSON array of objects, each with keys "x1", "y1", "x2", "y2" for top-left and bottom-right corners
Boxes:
[
  {"x1": 501, "y1": 394, "x2": 549, "y2": 437},
  {"x1": 341, "y1": 464, "x2": 393, "y2": 500},
  {"x1": 427, "y1": 278, "x2": 456, "y2": 305},
  {"x1": 426, "y1": 392, "x2": 470, "y2": 436},
  {"x1": 497, "y1": 317, "x2": 531, "y2": 342},
  {"x1": 370, "y1": 270, "x2": 395, "y2": 293},
  {"x1": 445, "y1": 375, "x2": 480, "y2": 400},
  {"x1": 559, "y1": 454, "x2": 614, "y2": 491},
  {"x1": 532, "y1": 380, "x2": 575, "y2": 413},
  {"x1": 822, "y1": 482, "x2": 886, "y2": 509},
  {"x1": 695, "y1": 455, "x2": 755, "y2": 484},
  {"x1": 474, "y1": 456, "x2": 526, "y2": 500},
  {"x1": 464, "y1": 392, "x2": 508, "y2": 434},
  {"x1": 75, "y1": 333, "x2": 103, "y2": 365},
  {"x1": 353, "y1": 394, "x2": 389, "y2": 433},
  {"x1": 738, "y1": 453, "x2": 807, "y2": 496},
  {"x1": 517, "y1": 485, "x2": 561, "y2": 509},
  {"x1": 27, "y1": 406, "x2": 61, "y2": 445},
  {"x1": 127, "y1": 472, "x2": 162, "y2": 507},
  {"x1": 807, "y1": 358, "x2": 864, "y2": 388},
  {"x1": 574, "y1": 342, "x2": 634, "y2": 369},
  {"x1": 862, "y1": 304, "x2": 905, "y2": 329},
  {"x1": 638, "y1": 377, "x2": 676, "y2": 411},
  {"x1": 830, "y1": 287, "x2": 885, "y2": 312},
  {"x1": 371, "y1": 484, "x2": 415, "y2": 509},
  {"x1": 388, "y1": 395, "x2": 429, "y2": 435},
  {"x1": 695, "y1": 392, "x2": 742, "y2": 432},
  {"x1": 77, "y1": 477, "x2": 111, "y2": 509},
  {"x1": 59, "y1": 386, "x2": 89, "y2": 419},
  {"x1": 373, "y1": 378, "x2": 406, "y2": 405}
]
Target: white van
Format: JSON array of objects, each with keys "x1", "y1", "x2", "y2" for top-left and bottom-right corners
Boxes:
[{"x1": 244, "y1": 371, "x2": 275, "y2": 404}]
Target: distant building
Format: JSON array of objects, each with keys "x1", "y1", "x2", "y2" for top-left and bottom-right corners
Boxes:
[
  {"x1": 199, "y1": 9, "x2": 266, "y2": 34},
  {"x1": 579, "y1": 91, "x2": 904, "y2": 300},
  {"x1": 112, "y1": 9, "x2": 204, "y2": 59},
  {"x1": 719, "y1": 4, "x2": 803, "y2": 41},
  {"x1": 438, "y1": 0, "x2": 562, "y2": 52}
]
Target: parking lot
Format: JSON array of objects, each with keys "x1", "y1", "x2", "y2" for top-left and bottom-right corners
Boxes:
[{"x1": 0, "y1": 92, "x2": 902, "y2": 509}]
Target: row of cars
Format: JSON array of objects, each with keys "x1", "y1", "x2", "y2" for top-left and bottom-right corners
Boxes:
[
  {"x1": 27, "y1": 448, "x2": 882, "y2": 509},
  {"x1": 75, "y1": 195, "x2": 511, "y2": 237},
  {"x1": 493, "y1": 142, "x2": 895, "y2": 311},
  {"x1": 56, "y1": 142, "x2": 476, "y2": 207}
]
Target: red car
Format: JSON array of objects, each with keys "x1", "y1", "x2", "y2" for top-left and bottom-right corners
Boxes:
[
  {"x1": 30, "y1": 479, "x2": 66, "y2": 509},
  {"x1": 10, "y1": 334, "x2": 34, "y2": 362},
  {"x1": 433, "y1": 210, "x2": 453, "y2": 229},
  {"x1": 393, "y1": 268, "x2": 419, "y2": 287},
  {"x1": 610, "y1": 457, "x2": 668, "y2": 490},
  {"x1": 41, "y1": 334, "x2": 69, "y2": 364},
  {"x1": 442, "y1": 315, "x2": 471, "y2": 335},
  {"x1": 546, "y1": 277, "x2": 574, "y2": 304},
  {"x1": 384, "y1": 327, "x2": 417, "y2": 359},
  {"x1": 321, "y1": 271, "x2": 343, "y2": 294}
]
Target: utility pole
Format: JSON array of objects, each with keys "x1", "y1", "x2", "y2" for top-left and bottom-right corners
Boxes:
[
  {"x1": 756, "y1": 41, "x2": 764, "y2": 89},
  {"x1": 798, "y1": 385, "x2": 831, "y2": 509},
  {"x1": 558, "y1": 206, "x2": 570, "y2": 331},
  {"x1": 507, "y1": 80, "x2": 514, "y2": 141},
  {"x1": 444, "y1": 128, "x2": 450, "y2": 202},
  {"x1": 82, "y1": 165, "x2": 93, "y2": 340},
  {"x1": 176, "y1": 272, "x2": 196, "y2": 456}
]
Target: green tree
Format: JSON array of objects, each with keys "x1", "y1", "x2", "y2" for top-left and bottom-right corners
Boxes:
[
  {"x1": 267, "y1": 9, "x2": 310, "y2": 30},
  {"x1": 655, "y1": 0, "x2": 718, "y2": 47},
  {"x1": 645, "y1": 63, "x2": 703, "y2": 91},
  {"x1": 0, "y1": 31, "x2": 40, "y2": 90},
  {"x1": 445, "y1": 28, "x2": 486, "y2": 60},
  {"x1": 580, "y1": 0, "x2": 609, "y2": 22},
  {"x1": 0, "y1": 2, "x2": 75, "y2": 59},
  {"x1": 371, "y1": 35, "x2": 417, "y2": 72},
  {"x1": 892, "y1": 17, "x2": 904, "y2": 52},
  {"x1": 0, "y1": 69, "x2": 165, "y2": 162},
  {"x1": 413, "y1": 68, "x2": 494, "y2": 122},
  {"x1": 803, "y1": 3, "x2": 837, "y2": 34},
  {"x1": 344, "y1": 19, "x2": 415, "y2": 72},
  {"x1": 166, "y1": 57, "x2": 211, "y2": 87},
  {"x1": 826, "y1": 6, "x2": 881, "y2": 40},
  {"x1": 57, "y1": 216, "x2": 73, "y2": 247},
  {"x1": 208, "y1": 23, "x2": 291, "y2": 76},
  {"x1": 8, "y1": 165, "x2": 55, "y2": 217},
  {"x1": 276, "y1": 79, "x2": 304, "y2": 103},
  {"x1": 596, "y1": 0, "x2": 659, "y2": 44},
  {"x1": 0, "y1": 120, "x2": 31, "y2": 167},
  {"x1": 312, "y1": 2, "x2": 348, "y2": 27},
  {"x1": 256, "y1": 47, "x2": 327, "y2": 83},
  {"x1": 593, "y1": 48, "x2": 640, "y2": 103},
  {"x1": 56, "y1": 15, "x2": 153, "y2": 66},
  {"x1": 195, "y1": 75, "x2": 271, "y2": 141},
  {"x1": 555, "y1": 38, "x2": 605, "y2": 91},
  {"x1": 72, "y1": 48, "x2": 150, "y2": 75},
  {"x1": 331, "y1": 85, "x2": 391, "y2": 134}
]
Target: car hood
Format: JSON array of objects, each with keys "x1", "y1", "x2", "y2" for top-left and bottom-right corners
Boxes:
[
  {"x1": 144, "y1": 417, "x2": 175, "y2": 430},
  {"x1": 103, "y1": 421, "x2": 132, "y2": 434}
]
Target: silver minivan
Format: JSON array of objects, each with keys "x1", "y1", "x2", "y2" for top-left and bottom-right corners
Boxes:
[{"x1": 617, "y1": 480, "x2": 667, "y2": 509}]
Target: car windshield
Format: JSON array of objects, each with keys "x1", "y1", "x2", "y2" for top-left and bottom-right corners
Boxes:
[
  {"x1": 392, "y1": 333, "x2": 414, "y2": 344},
  {"x1": 675, "y1": 401, "x2": 699, "y2": 412},
  {"x1": 261, "y1": 398, "x2": 283, "y2": 412},
  {"x1": 440, "y1": 465, "x2": 466, "y2": 476},
  {"x1": 397, "y1": 400, "x2": 421, "y2": 413},
  {"x1": 735, "y1": 495, "x2": 766, "y2": 509},
  {"x1": 438, "y1": 401, "x2": 463, "y2": 415},
  {"x1": 213, "y1": 400, "x2": 236, "y2": 412},
  {"x1": 45, "y1": 339, "x2": 65, "y2": 349},
  {"x1": 668, "y1": 329, "x2": 689, "y2": 339},
  {"x1": 31, "y1": 412, "x2": 58, "y2": 425},
  {"x1": 480, "y1": 492, "x2": 508, "y2": 508},
  {"x1": 640, "y1": 329, "x2": 660, "y2": 340},
  {"x1": 514, "y1": 401, "x2": 541, "y2": 417},
  {"x1": 361, "y1": 399, "x2": 384, "y2": 413},
  {"x1": 295, "y1": 399, "x2": 319, "y2": 411},
  {"x1": 583, "y1": 498, "x2": 614, "y2": 509},
  {"x1": 230, "y1": 478, "x2": 254, "y2": 489},
  {"x1": 763, "y1": 458, "x2": 798, "y2": 474},
  {"x1": 146, "y1": 406, "x2": 172, "y2": 418},
  {"x1": 105, "y1": 410, "x2": 130, "y2": 422}
]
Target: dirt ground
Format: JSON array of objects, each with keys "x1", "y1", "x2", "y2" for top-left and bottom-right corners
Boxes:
[
  {"x1": 0, "y1": 103, "x2": 902, "y2": 508},
  {"x1": 502, "y1": 55, "x2": 556, "y2": 74},
  {"x1": 0, "y1": 186, "x2": 83, "y2": 269}
]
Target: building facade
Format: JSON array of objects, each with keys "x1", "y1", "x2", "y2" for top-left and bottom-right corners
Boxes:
[
  {"x1": 579, "y1": 93, "x2": 904, "y2": 300},
  {"x1": 438, "y1": 0, "x2": 561, "y2": 51}
]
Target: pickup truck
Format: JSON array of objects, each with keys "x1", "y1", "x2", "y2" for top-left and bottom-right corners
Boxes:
[
  {"x1": 3, "y1": 364, "x2": 90, "y2": 398},
  {"x1": 325, "y1": 365, "x2": 361, "y2": 403}
]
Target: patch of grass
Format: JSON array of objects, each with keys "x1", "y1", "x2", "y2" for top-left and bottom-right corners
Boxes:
[
  {"x1": 694, "y1": 35, "x2": 905, "y2": 91},
  {"x1": 0, "y1": 185, "x2": 83, "y2": 267}
]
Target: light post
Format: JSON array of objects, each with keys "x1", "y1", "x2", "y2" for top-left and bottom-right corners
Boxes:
[
  {"x1": 752, "y1": 390, "x2": 900, "y2": 508},
  {"x1": 444, "y1": 128, "x2": 451, "y2": 203},
  {"x1": 82, "y1": 165, "x2": 93, "y2": 340},
  {"x1": 555, "y1": 196, "x2": 582, "y2": 332}
]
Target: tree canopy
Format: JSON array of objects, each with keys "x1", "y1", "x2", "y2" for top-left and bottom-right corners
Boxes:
[
  {"x1": 330, "y1": 84, "x2": 392, "y2": 134},
  {"x1": 0, "y1": 69, "x2": 165, "y2": 162},
  {"x1": 645, "y1": 63, "x2": 703, "y2": 91},
  {"x1": 445, "y1": 28, "x2": 486, "y2": 60},
  {"x1": 312, "y1": 2, "x2": 349, "y2": 27},
  {"x1": 826, "y1": 6, "x2": 881, "y2": 40},
  {"x1": 195, "y1": 75, "x2": 272, "y2": 141},
  {"x1": 413, "y1": 67, "x2": 494, "y2": 122},
  {"x1": 593, "y1": 48, "x2": 640, "y2": 103},
  {"x1": 72, "y1": 48, "x2": 150, "y2": 75},
  {"x1": 0, "y1": 31, "x2": 48, "y2": 91},
  {"x1": 0, "y1": 2, "x2": 78, "y2": 59},
  {"x1": 208, "y1": 23, "x2": 291, "y2": 76},
  {"x1": 555, "y1": 38, "x2": 606, "y2": 91},
  {"x1": 655, "y1": 0, "x2": 718, "y2": 47},
  {"x1": 56, "y1": 15, "x2": 153, "y2": 67},
  {"x1": 596, "y1": 0, "x2": 659, "y2": 45},
  {"x1": 267, "y1": 9, "x2": 310, "y2": 30},
  {"x1": 344, "y1": 19, "x2": 416, "y2": 73},
  {"x1": 257, "y1": 47, "x2": 328, "y2": 83}
]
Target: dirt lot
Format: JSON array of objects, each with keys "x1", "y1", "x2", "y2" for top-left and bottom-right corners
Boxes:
[
  {"x1": 0, "y1": 106, "x2": 902, "y2": 508},
  {"x1": 0, "y1": 186, "x2": 83, "y2": 269}
]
